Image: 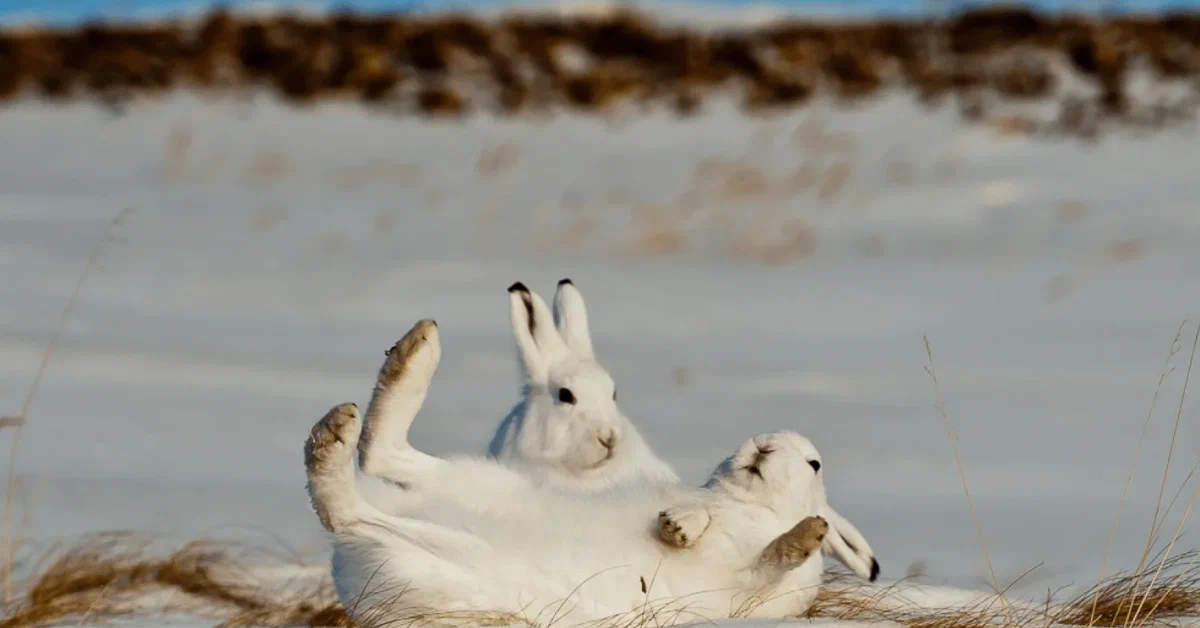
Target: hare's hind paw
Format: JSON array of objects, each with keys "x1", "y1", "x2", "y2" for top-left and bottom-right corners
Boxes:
[
  {"x1": 361, "y1": 319, "x2": 441, "y2": 470},
  {"x1": 658, "y1": 504, "x2": 711, "y2": 549},
  {"x1": 305, "y1": 403, "x2": 362, "y2": 533},
  {"x1": 306, "y1": 403, "x2": 361, "y2": 471},
  {"x1": 762, "y1": 516, "x2": 828, "y2": 568},
  {"x1": 379, "y1": 319, "x2": 440, "y2": 387}
]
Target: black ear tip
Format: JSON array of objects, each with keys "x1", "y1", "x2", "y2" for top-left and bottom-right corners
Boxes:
[
  {"x1": 869, "y1": 558, "x2": 880, "y2": 582},
  {"x1": 557, "y1": 278, "x2": 573, "y2": 286},
  {"x1": 508, "y1": 281, "x2": 529, "y2": 294}
]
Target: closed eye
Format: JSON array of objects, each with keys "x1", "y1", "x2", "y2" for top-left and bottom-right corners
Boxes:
[{"x1": 745, "y1": 445, "x2": 773, "y2": 479}]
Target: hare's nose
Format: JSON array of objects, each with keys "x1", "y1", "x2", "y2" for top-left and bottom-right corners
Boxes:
[{"x1": 598, "y1": 431, "x2": 616, "y2": 451}]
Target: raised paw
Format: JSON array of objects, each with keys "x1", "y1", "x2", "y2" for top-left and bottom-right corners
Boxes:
[
  {"x1": 378, "y1": 319, "x2": 440, "y2": 387},
  {"x1": 658, "y1": 504, "x2": 711, "y2": 549},
  {"x1": 305, "y1": 403, "x2": 362, "y2": 533},
  {"x1": 361, "y1": 319, "x2": 441, "y2": 469},
  {"x1": 306, "y1": 403, "x2": 362, "y2": 472},
  {"x1": 762, "y1": 516, "x2": 829, "y2": 568}
]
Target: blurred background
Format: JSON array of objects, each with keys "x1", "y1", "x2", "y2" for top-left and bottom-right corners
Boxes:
[{"x1": 1, "y1": 0, "x2": 1199, "y2": 622}]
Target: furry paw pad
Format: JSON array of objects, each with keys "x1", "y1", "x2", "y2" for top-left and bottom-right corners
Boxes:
[
  {"x1": 767, "y1": 516, "x2": 829, "y2": 566},
  {"x1": 305, "y1": 403, "x2": 362, "y2": 534},
  {"x1": 379, "y1": 319, "x2": 439, "y2": 385},
  {"x1": 306, "y1": 403, "x2": 361, "y2": 472},
  {"x1": 658, "y1": 505, "x2": 710, "y2": 549}
]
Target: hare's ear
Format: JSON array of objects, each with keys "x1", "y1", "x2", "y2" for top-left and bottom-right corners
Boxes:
[
  {"x1": 819, "y1": 504, "x2": 880, "y2": 582},
  {"x1": 552, "y1": 278, "x2": 595, "y2": 359},
  {"x1": 508, "y1": 282, "x2": 570, "y2": 384}
]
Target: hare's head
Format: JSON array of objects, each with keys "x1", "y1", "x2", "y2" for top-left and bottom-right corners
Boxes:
[
  {"x1": 706, "y1": 431, "x2": 825, "y2": 516},
  {"x1": 707, "y1": 430, "x2": 881, "y2": 583},
  {"x1": 496, "y1": 279, "x2": 630, "y2": 477}
]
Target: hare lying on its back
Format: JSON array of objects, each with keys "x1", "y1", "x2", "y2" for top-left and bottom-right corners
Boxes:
[
  {"x1": 356, "y1": 281, "x2": 880, "y2": 584},
  {"x1": 306, "y1": 320, "x2": 873, "y2": 627}
]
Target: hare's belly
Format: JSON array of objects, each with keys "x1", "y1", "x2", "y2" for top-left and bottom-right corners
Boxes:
[
  {"x1": 480, "y1": 539, "x2": 678, "y2": 616},
  {"x1": 509, "y1": 561, "x2": 735, "y2": 622},
  {"x1": 514, "y1": 544, "x2": 747, "y2": 620}
]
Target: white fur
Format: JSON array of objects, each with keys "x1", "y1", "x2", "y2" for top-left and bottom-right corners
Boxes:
[
  {"x1": 483, "y1": 280, "x2": 879, "y2": 581},
  {"x1": 354, "y1": 280, "x2": 878, "y2": 581},
  {"x1": 817, "y1": 495, "x2": 881, "y2": 581},
  {"x1": 308, "y1": 320, "x2": 875, "y2": 627},
  {"x1": 488, "y1": 279, "x2": 680, "y2": 489}
]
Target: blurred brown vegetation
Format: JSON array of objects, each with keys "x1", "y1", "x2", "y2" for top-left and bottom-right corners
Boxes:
[
  {"x1": 0, "y1": 4, "x2": 1198, "y2": 135},
  {"x1": 5, "y1": 532, "x2": 1200, "y2": 628},
  {"x1": 0, "y1": 532, "x2": 348, "y2": 628}
]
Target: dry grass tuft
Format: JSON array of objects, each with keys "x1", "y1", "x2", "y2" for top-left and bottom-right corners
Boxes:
[
  {"x1": 1057, "y1": 550, "x2": 1200, "y2": 627},
  {"x1": 0, "y1": 532, "x2": 348, "y2": 628},
  {"x1": 6, "y1": 531, "x2": 1200, "y2": 628},
  {"x1": 807, "y1": 551, "x2": 1200, "y2": 628},
  {"x1": 2, "y1": 207, "x2": 133, "y2": 603}
]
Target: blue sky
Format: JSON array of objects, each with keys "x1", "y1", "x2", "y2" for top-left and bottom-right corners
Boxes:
[{"x1": 1, "y1": 0, "x2": 1198, "y2": 27}]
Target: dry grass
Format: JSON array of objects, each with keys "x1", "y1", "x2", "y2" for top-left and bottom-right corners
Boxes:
[
  {"x1": 0, "y1": 532, "x2": 349, "y2": 628},
  {"x1": 923, "y1": 336, "x2": 1008, "y2": 617},
  {"x1": 4, "y1": 533, "x2": 1200, "y2": 628},
  {"x1": 903, "y1": 320, "x2": 1200, "y2": 628},
  {"x1": 1, "y1": 207, "x2": 133, "y2": 604},
  {"x1": 807, "y1": 551, "x2": 1200, "y2": 628}
]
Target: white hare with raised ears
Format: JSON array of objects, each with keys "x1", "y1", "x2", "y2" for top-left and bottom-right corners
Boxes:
[
  {"x1": 359, "y1": 278, "x2": 676, "y2": 494},
  {"x1": 356, "y1": 280, "x2": 881, "y2": 582},
  {"x1": 306, "y1": 319, "x2": 855, "y2": 627},
  {"x1": 494, "y1": 278, "x2": 682, "y2": 488}
]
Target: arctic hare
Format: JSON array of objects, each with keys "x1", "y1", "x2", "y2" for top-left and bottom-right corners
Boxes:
[
  {"x1": 307, "y1": 319, "x2": 868, "y2": 626},
  {"x1": 489, "y1": 279, "x2": 679, "y2": 488},
  {"x1": 360, "y1": 278, "x2": 678, "y2": 493},
  {"x1": 356, "y1": 285, "x2": 880, "y2": 581}
]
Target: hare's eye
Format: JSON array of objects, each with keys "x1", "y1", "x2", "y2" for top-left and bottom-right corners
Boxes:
[
  {"x1": 558, "y1": 388, "x2": 577, "y2": 404},
  {"x1": 808, "y1": 460, "x2": 821, "y2": 473}
]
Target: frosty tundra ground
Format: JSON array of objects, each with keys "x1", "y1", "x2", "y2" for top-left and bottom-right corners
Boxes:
[{"x1": 1, "y1": 29, "x2": 1200, "y2": 626}]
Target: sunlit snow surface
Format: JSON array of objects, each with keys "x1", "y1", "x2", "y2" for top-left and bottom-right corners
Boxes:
[{"x1": 1, "y1": 84, "x2": 1199, "y2": 625}]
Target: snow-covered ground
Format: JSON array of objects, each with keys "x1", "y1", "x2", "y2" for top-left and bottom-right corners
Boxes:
[{"x1": 1, "y1": 84, "x2": 1199, "y2": 622}]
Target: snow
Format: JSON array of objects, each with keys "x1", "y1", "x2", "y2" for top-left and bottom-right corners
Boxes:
[{"x1": 1, "y1": 81, "x2": 1198, "y2": 626}]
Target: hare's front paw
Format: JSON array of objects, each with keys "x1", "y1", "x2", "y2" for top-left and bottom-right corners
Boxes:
[
  {"x1": 763, "y1": 516, "x2": 828, "y2": 568},
  {"x1": 658, "y1": 504, "x2": 711, "y2": 549}
]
